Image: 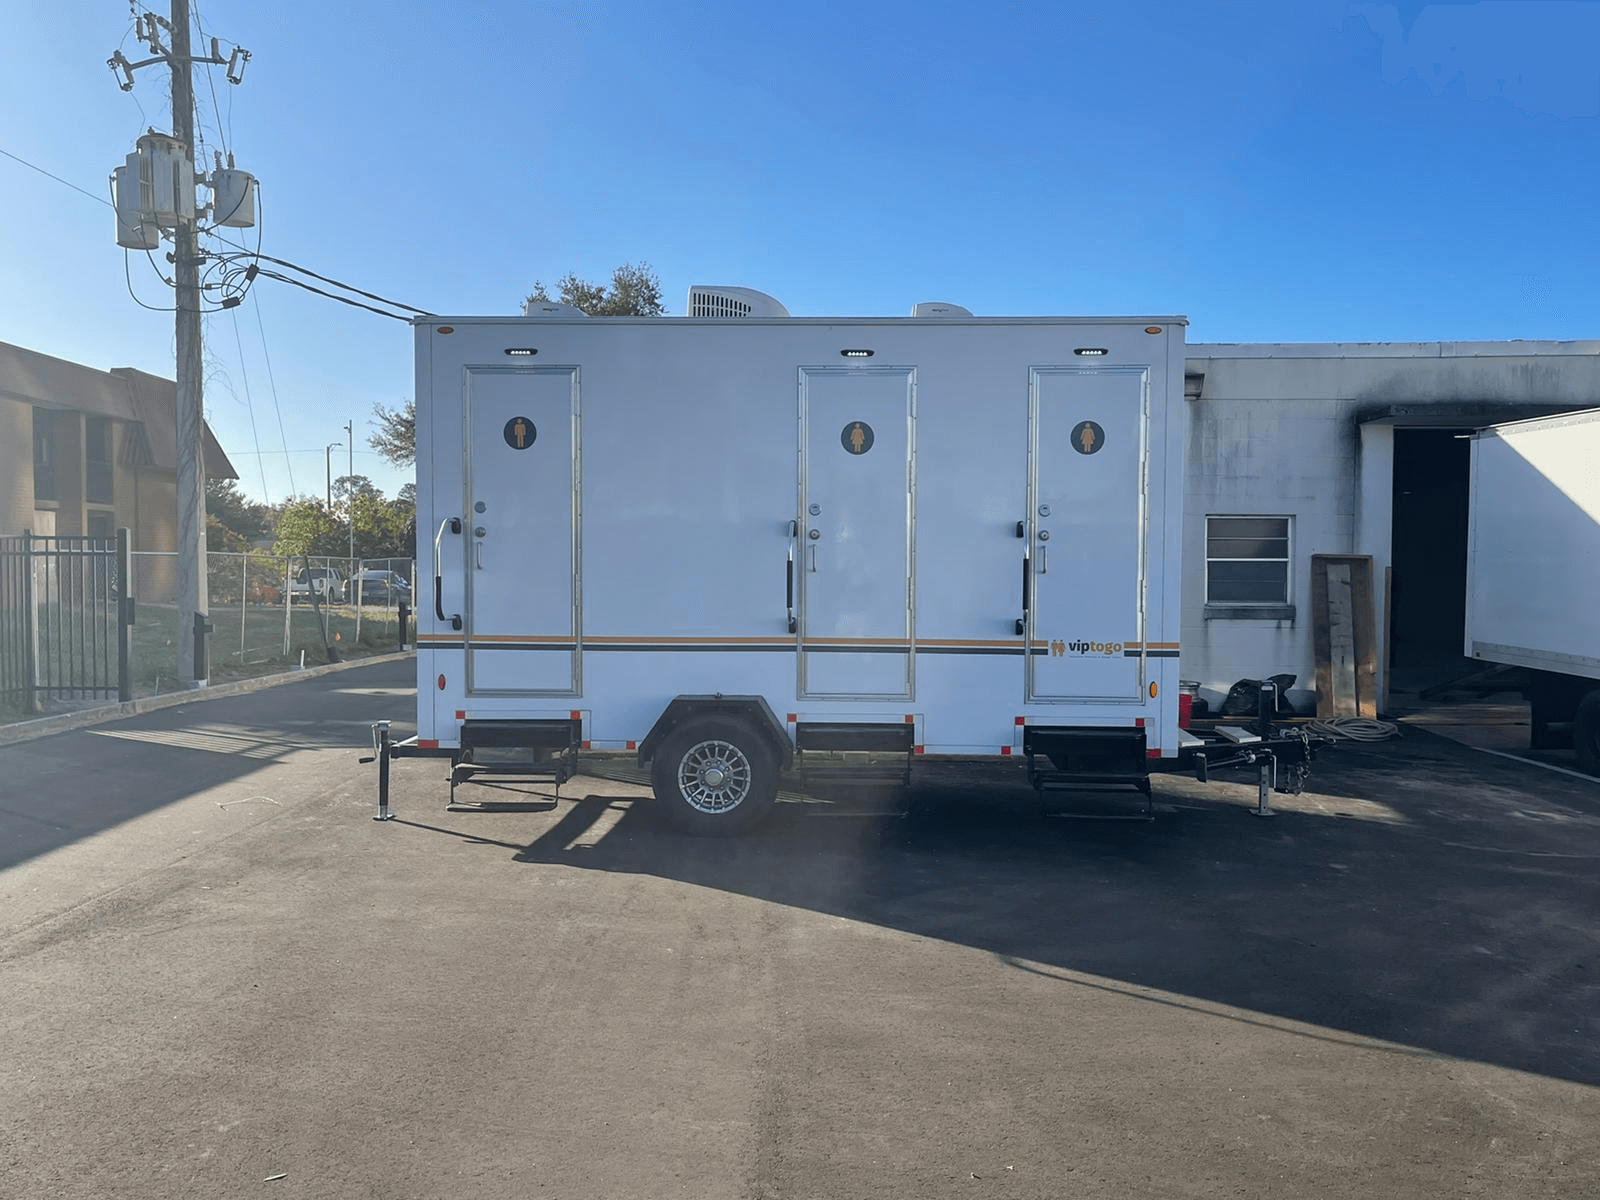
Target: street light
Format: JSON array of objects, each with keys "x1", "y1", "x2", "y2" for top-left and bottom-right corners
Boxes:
[{"x1": 325, "y1": 441, "x2": 341, "y2": 509}]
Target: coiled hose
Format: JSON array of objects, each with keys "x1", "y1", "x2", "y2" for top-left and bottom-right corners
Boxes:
[{"x1": 1307, "y1": 715, "x2": 1400, "y2": 741}]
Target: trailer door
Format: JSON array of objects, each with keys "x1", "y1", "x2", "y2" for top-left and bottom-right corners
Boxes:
[
  {"x1": 464, "y1": 366, "x2": 580, "y2": 695},
  {"x1": 798, "y1": 367, "x2": 915, "y2": 700},
  {"x1": 1026, "y1": 367, "x2": 1147, "y2": 702}
]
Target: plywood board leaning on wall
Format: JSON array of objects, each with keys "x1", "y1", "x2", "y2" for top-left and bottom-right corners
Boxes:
[{"x1": 1312, "y1": 554, "x2": 1377, "y2": 718}]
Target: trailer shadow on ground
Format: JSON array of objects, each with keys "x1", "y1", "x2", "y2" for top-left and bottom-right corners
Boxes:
[{"x1": 397, "y1": 729, "x2": 1600, "y2": 1091}]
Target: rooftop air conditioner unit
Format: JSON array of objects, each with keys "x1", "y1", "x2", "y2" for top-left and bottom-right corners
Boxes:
[
  {"x1": 911, "y1": 301, "x2": 974, "y2": 317},
  {"x1": 686, "y1": 286, "x2": 790, "y2": 318}
]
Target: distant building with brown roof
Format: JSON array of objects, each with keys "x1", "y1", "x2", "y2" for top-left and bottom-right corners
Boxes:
[{"x1": 0, "y1": 340, "x2": 237, "y2": 562}]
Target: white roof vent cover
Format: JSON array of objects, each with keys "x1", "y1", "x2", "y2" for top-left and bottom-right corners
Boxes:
[
  {"x1": 522, "y1": 300, "x2": 589, "y2": 318},
  {"x1": 911, "y1": 301, "x2": 973, "y2": 317},
  {"x1": 687, "y1": 285, "x2": 790, "y2": 318}
]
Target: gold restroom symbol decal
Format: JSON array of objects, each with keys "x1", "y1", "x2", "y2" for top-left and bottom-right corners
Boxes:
[
  {"x1": 1070, "y1": 420, "x2": 1105, "y2": 455},
  {"x1": 503, "y1": 416, "x2": 537, "y2": 450},
  {"x1": 840, "y1": 421, "x2": 875, "y2": 455}
]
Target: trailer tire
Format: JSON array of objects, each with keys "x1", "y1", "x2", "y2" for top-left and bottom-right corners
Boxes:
[
  {"x1": 1574, "y1": 691, "x2": 1600, "y2": 777},
  {"x1": 651, "y1": 716, "x2": 779, "y2": 835}
]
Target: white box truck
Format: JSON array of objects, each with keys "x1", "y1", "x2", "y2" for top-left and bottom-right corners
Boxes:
[
  {"x1": 1465, "y1": 408, "x2": 1600, "y2": 773},
  {"x1": 369, "y1": 291, "x2": 1319, "y2": 828}
]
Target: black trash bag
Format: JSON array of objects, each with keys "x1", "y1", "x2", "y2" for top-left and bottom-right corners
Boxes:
[{"x1": 1219, "y1": 673, "x2": 1297, "y2": 717}]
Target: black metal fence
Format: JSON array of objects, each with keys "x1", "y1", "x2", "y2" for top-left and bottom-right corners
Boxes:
[{"x1": 0, "y1": 530, "x2": 132, "y2": 714}]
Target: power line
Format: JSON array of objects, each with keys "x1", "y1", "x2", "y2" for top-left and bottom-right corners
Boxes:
[
  {"x1": 251, "y1": 290, "x2": 297, "y2": 495},
  {"x1": 228, "y1": 307, "x2": 272, "y2": 505},
  {"x1": 0, "y1": 146, "x2": 113, "y2": 208}
]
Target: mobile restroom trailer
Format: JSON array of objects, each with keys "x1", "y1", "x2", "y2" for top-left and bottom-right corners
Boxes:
[{"x1": 404, "y1": 297, "x2": 1190, "y2": 830}]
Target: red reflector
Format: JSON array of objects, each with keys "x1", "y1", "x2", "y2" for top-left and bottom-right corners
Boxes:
[
  {"x1": 787, "y1": 713, "x2": 798, "y2": 723},
  {"x1": 570, "y1": 710, "x2": 582, "y2": 720},
  {"x1": 1001, "y1": 746, "x2": 1012, "y2": 756},
  {"x1": 913, "y1": 745, "x2": 925, "y2": 755},
  {"x1": 1014, "y1": 716, "x2": 1025, "y2": 726},
  {"x1": 904, "y1": 714, "x2": 915, "y2": 723},
  {"x1": 1136, "y1": 718, "x2": 1146, "y2": 727},
  {"x1": 581, "y1": 740, "x2": 592, "y2": 750},
  {"x1": 418, "y1": 739, "x2": 439, "y2": 749},
  {"x1": 626, "y1": 740, "x2": 637, "y2": 750},
  {"x1": 455, "y1": 710, "x2": 465, "y2": 720},
  {"x1": 1147, "y1": 749, "x2": 1161, "y2": 759},
  {"x1": 436, "y1": 675, "x2": 446, "y2": 690}
]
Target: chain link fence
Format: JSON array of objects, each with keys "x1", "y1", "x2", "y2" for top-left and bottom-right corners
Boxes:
[{"x1": 125, "y1": 551, "x2": 414, "y2": 696}]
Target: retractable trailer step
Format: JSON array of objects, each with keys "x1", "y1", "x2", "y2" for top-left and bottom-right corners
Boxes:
[{"x1": 448, "y1": 718, "x2": 581, "y2": 808}]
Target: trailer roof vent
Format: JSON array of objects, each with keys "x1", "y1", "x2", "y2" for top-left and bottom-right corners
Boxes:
[
  {"x1": 521, "y1": 300, "x2": 589, "y2": 318},
  {"x1": 910, "y1": 301, "x2": 973, "y2": 318},
  {"x1": 687, "y1": 286, "x2": 790, "y2": 319}
]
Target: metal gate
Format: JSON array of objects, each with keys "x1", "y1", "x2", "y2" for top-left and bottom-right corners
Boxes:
[{"x1": 0, "y1": 530, "x2": 132, "y2": 713}]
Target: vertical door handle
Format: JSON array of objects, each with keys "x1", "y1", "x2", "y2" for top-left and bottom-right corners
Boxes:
[{"x1": 432, "y1": 516, "x2": 462, "y2": 631}]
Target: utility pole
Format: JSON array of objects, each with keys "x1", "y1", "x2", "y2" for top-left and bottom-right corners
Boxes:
[
  {"x1": 326, "y1": 441, "x2": 341, "y2": 510},
  {"x1": 170, "y1": 0, "x2": 207, "y2": 686},
  {"x1": 346, "y1": 418, "x2": 355, "y2": 569},
  {"x1": 109, "y1": 2, "x2": 252, "y2": 687}
]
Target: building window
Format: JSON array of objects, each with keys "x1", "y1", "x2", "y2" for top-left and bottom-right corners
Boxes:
[
  {"x1": 1206, "y1": 515, "x2": 1291, "y2": 605},
  {"x1": 33, "y1": 408, "x2": 56, "y2": 501},
  {"x1": 86, "y1": 416, "x2": 114, "y2": 505}
]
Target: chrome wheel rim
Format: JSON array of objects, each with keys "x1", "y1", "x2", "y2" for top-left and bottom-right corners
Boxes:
[{"x1": 676, "y1": 739, "x2": 753, "y2": 814}]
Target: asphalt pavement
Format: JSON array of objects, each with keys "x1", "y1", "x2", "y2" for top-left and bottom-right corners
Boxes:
[{"x1": 3, "y1": 658, "x2": 1600, "y2": 1199}]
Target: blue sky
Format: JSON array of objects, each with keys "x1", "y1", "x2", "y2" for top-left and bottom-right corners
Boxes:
[{"x1": 3, "y1": 1, "x2": 1597, "y2": 505}]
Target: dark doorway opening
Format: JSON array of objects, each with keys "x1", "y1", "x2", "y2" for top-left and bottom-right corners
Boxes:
[{"x1": 1388, "y1": 429, "x2": 1473, "y2": 692}]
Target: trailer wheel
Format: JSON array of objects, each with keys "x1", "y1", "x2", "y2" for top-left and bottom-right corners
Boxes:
[
  {"x1": 1575, "y1": 691, "x2": 1600, "y2": 777},
  {"x1": 651, "y1": 717, "x2": 778, "y2": 834}
]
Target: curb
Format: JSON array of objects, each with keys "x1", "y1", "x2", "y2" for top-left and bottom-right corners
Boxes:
[{"x1": 0, "y1": 652, "x2": 415, "y2": 747}]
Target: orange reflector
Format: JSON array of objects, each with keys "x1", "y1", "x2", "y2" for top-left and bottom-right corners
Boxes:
[
  {"x1": 1149, "y1": 682, "x2": 1158, "y2": 698},
  {"x1": 418, "y1": 739, "x2": 439, "y2": 749},
  {"x1": 436, "y1": 675, "x2": 446, "y2": 690}
]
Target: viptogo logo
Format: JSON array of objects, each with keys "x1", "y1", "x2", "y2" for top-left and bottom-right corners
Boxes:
[{"x1": 1050, "y1": 638, "x2": 1124, "y2": 657}]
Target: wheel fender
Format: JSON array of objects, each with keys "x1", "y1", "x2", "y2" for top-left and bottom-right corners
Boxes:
[{"x1": 638, "y1": 695, "x2": 792, "y2": 771}]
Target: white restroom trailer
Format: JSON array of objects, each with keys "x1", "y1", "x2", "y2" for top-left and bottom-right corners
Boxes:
[{"x1": 404, "y1": 300, "x2": 1191, "y2": 830}]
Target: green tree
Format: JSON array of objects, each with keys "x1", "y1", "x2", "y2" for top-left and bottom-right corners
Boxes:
[
  {"x1": 368, "y1": 398, "x2": 416, "y2": 468},
  {"x1": 332, "y1": 474, "x2": 382, "y2": 506},
  {"x1": 272, "y1": 498, "x2": 345, "y2": 558},
  {"x1": 205, "y1": 476, "x2": 273, "y2": 543},
  {"x1": 526, "y1": 261, "x2": 664, "y2": 317}
]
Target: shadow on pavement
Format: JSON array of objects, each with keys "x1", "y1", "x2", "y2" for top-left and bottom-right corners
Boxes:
[
  {"x1": 0, "y1": 660, "x2": 414, "y2": 872},
  {"x1": 469, "y1": 730, "x2": 1600, "y2": 1089}
]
